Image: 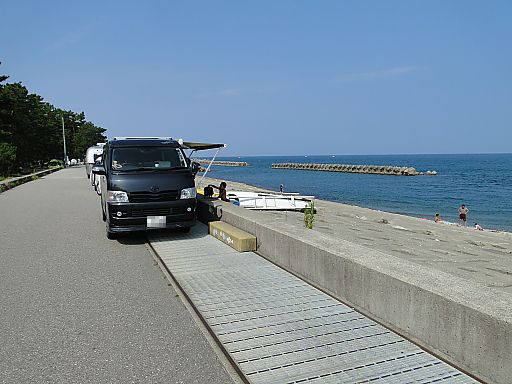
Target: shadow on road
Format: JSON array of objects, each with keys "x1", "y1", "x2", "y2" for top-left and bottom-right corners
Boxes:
[
  {"x1": 116, "y1": 233, "x2": 147, "y2": 245},
  {"x1": 116, "y1": 226, "x2": 210, "y2": 245}
]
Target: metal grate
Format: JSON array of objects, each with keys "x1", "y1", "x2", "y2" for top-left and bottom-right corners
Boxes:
[{"x1": 148, "y1": 225, "x2": 478, "y2": 384}]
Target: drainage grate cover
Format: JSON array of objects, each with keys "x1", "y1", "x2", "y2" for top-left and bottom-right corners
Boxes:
[{"x1": 148, "y1": 225, "x2": 478, "y2": 384}]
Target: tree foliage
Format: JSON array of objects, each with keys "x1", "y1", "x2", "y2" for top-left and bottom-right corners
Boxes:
[{"x1": 0, "y1": 63, "x2": 106, "y2": 176}]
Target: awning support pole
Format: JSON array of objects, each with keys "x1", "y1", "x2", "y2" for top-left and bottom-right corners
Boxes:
[{"x1": 196, "y1": 148, "x2": 221, "y2": 187}]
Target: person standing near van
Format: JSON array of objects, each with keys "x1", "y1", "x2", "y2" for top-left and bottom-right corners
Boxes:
[{"x1": 458, "y1": 204, "x2": 469, "y2": 226}]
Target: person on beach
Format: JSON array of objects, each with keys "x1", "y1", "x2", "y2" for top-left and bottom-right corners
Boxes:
[
  {"x1": 474, "y1": 222, "x2": 483, "y2": 231},
  {"x1": 434, "y1": 213, "x2": 444, "y2": 223},
  {"x1": 208, "y1": 181, "x2": 229, "y2": 202},
  {"x1": 458, "y1": 204, "x2": 469, "y2": 226}
]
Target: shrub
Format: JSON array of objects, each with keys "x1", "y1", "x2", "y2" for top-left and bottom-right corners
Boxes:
[
  {"x1": 47, "y1": 159, "x2": 64, "y2": 168},
  {"x1": 304, "y1": 201, "x2": 315, "y2": 229}
]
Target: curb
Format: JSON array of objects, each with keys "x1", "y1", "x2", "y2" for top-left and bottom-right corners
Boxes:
[{"x1": 0, "y1": 168, "x2": 62, "y2": 192}]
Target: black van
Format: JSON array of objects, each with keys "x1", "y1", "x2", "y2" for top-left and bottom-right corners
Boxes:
[{"x1": 92, "y1": 137, "x2": 201, "y2": 239}]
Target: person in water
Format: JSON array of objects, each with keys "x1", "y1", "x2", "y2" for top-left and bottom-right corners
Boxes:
[
  {"x1": 434, "y1": 213, "x2": 444, "y2": 223},
  {"x1": 208, "y1": 181, "x2": 229, "y2": 202}
]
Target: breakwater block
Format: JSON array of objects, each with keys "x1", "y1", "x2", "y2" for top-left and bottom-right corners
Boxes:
[
  {"x1": 271, "y1": 162, "x2": 425, "y2": 176},
  {"x1": 209, "y1": 221, "x2": 257, "y2": 252}
]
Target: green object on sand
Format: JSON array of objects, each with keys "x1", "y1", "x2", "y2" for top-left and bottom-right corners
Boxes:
[{"x1": 304, "y1": 201, "x2": 315, "y2": 229}]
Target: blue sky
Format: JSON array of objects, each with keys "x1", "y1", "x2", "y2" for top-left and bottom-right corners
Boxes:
[{"x1": 1, "y1": 1, "x2": 511, "y2": 156}]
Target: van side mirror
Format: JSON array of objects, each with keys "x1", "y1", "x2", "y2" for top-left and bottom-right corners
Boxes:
[
  {"x1": 191, "y1": 161, "x2": 200, "y2": 176},
  {"x1": 92, "y1": 165, "x2": 106, "y2": 175}
]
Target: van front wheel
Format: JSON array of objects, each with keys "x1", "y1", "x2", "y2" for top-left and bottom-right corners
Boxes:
[{"x1": 106, "y1": 224, "x2": 116, "y2": 240}]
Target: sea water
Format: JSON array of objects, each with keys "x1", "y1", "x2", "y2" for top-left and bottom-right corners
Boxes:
[{"x1": 199, "y1": 153, "x2": 512, "y2": 232}]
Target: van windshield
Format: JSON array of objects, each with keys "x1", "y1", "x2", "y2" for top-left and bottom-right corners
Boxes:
[{"x1": 111, "y1": 147, "x2": 188, "y2": 171}]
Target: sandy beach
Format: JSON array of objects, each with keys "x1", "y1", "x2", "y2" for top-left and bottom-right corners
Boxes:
[{"x1": 200, "y1": 176, "x2": 512, "y2": 294}]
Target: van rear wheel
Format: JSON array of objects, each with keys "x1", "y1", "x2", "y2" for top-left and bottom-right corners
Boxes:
[{"x1": 178, "y1": 227, "x2": 191, "y2": 233}]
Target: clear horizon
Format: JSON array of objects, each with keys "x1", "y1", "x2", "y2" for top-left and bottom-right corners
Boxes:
[{"x1": 1, "y1": 1, "x2": 511, "y2": 156}]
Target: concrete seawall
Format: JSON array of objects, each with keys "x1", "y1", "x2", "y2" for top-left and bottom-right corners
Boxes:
[
  {"x1": 197, "y1": 196, "x2": 512, "y2": 384},
  {"x1": 272, "y1": 162, "x2": 431, "y2": 176}
]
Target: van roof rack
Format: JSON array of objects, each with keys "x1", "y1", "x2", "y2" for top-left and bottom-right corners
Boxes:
[{"x1": 112, "y1": 137, "x2": 174, "y2": 141}]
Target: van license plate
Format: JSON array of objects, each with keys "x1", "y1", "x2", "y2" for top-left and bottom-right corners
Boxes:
[{"x1": 147, "y1": 216, "x2": 166, "y2": 228}]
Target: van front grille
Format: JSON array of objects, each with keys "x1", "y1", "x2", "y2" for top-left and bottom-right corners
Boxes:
[
  {"x1": 131, "y1": 207, "x2": 181, "y2": 217},
  {"x1": 130, "y1": 190, "x2": 179, "y2": 203}
]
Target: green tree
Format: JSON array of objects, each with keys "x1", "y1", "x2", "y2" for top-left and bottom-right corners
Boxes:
[
  {"x1": 72, "y1": 121, "x2": 107, "y2": 159},
  {"x1": 0, "y1": 67, "x2": 16, "y2": 175},
  {"x1": 0, "y1": 142, "x2": 16, "y2": 175},
  {"x1": 0, "y1": 62, "x2": 107, "y2": 175},
  {"x1": 0, "y1": 62, "x2": 8, "y2": 83}
]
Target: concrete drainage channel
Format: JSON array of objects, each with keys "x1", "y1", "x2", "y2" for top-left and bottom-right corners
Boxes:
[{"x1": 148, "y1": 225, "x2": 478, "y2": 384}]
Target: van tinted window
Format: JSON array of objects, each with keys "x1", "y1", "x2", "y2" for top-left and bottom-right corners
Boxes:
[{"x1": 112, "y1": 147, "x2": 188, "y2": 171}]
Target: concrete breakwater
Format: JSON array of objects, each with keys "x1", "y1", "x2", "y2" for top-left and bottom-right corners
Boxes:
[
  {"x1": 195, "y1": 159, "x2": 248, "y2": 167},
  {"x1": 272, "y1": 162, "x2": 435, "y2": 176}
]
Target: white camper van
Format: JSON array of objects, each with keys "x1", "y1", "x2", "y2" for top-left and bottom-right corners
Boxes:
[
  {"x1": 85, "y1": 144, "x2": 105, "y2": 181},
  {"x1": 91, "y1": 155, "x2": 102, "y2": 194}
]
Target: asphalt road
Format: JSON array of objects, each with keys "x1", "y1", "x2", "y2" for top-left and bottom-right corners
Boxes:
[{"x1": 0, "y1": 166, "x2": 236, "y2": 384}]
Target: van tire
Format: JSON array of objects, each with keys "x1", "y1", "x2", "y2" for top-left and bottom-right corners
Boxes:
[
  {"x1": 178, "y1": 227, "x2": 191, "y2": 233},
  {"x1": 106, "y1": 225, "x2": 116, "y2": 240}
]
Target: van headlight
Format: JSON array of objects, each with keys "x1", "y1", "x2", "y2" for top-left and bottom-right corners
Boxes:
[
  {"x1": 107, "y1": 190, "x2": 129, "y2": 202},
  {"x1": 180, "y1": 187, "x2": 196, "y2": 199}
]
